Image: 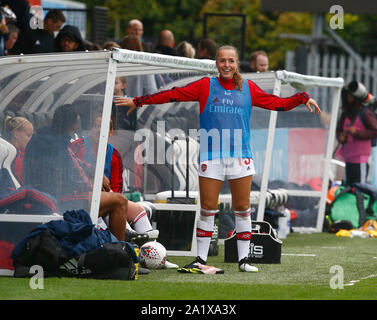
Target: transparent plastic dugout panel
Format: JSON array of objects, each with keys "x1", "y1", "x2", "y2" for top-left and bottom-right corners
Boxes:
[
  {"x1": 112, "y1": 66, "x2": 210, "y2": 197},
  {"x1": 246, "y1": 72, "x2": 341, "y2": 230},
  {"x1": 111, "y1": 61, "x2": 212, "y2": 256},
  {"x1": 0, "y1": 51, "x2": 114, "y2": 273}
]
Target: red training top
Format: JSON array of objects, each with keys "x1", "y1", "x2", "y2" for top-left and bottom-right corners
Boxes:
[
  {"x1": 70, "y1": 138, "x2": 124, "y2": 193},
  {"x1": 133, "y1": 77, "x2": 310, "y2": 113}
]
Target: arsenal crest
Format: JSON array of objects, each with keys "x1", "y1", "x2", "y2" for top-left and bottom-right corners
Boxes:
[{"x1": 201, "y1": 163, "x2": 207, "y2": 172}]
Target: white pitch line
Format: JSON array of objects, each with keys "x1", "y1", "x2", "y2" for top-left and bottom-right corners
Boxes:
[
  {"x1": 344, "y1": 274, "x2": 377, "y2": 287},
  {"x1": 282, "y1": 253, "x2": 316, "y2": 257},
  {"x1": 360, "y1": 274, "x2": 377, "y2": 280}
]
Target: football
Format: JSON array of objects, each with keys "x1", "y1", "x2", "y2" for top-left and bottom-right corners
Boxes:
[{"x1": 139, "y1": 241, "x2": 167, "y2": 269}]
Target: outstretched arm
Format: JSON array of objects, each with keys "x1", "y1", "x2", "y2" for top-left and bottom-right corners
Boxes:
[
  {"x1": 114, "y1": 77, "x2": 210, "y2": 116},
  {"x1": 305, "y1": 98, "x2": 321, "y2": 114},
  {"x1": 249, "y1": 80, "x2": 321, "y2": 114},
  {"x1": 114, "y1": 97, "x2": 136, "y2": 116}
]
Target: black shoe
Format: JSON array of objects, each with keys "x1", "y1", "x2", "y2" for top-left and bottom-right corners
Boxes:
[
  {"x1": 125, "y1": 229, "x2": 149, "y2": 246},
  {"x1": 183, "y1": 256, "x2": 206, "y2": 269},
  {"x1": 178, "y1": 257, "x2": 224, "y2": 274},
  {"x1": 138, "y1": 266, "x2": 150, "y2": 275}
]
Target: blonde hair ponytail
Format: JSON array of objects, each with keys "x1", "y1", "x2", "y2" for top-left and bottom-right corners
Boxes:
[
  {"x1": 215, "y1": 45, "x2": 243, "y2": 90},
  {"x1": 3, "y1": 116, "x2": 30, "y2": 140},
  {"x1": 233, "y1": 69, "x2": 243, "y2": 91}
]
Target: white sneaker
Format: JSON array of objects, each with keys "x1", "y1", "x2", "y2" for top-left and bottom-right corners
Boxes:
[
  {"x1": 239, "y1": 258, "x2": 258, "y2": 272},
  {"x1": 146, "y1": 229, "x2": 159, "y2": 239},
  {"x1": 164, "y1": 260, "x2": 179, "y2": 269}
]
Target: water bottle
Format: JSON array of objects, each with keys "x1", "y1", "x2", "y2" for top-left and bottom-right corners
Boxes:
[{"x1": 277, "y1": 209, "x2": 290, "y2": 239}]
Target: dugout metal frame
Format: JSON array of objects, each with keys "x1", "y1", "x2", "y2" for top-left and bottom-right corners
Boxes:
[{"x1": 0, "y1": 49, "x2": 343, "y2": 275}]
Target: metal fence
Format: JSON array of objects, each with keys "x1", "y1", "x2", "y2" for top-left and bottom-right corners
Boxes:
[{"x1": 285, "y1": 51, "x2": 377, "y2": 113}]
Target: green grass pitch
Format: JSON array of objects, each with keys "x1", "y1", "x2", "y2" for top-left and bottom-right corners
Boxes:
[{"x1": 0, "y1": 233, "x2": 376, "y2": 300}]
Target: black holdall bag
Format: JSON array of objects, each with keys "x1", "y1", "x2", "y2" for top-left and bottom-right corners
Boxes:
[
  {"x1": 224, "y1": 221, "x2": 282, "y2": 264},
  {"x1": 12, "y1": 229, "x2": 138, "y2": 280}
]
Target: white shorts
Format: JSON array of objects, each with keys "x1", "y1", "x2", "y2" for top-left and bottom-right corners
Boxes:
[{"x1": 198, "y1": 158, "x2": 256, "y2": 181}]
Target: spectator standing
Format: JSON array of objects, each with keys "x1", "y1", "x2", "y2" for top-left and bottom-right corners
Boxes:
[
  {"x1": 154, "y1": 29, "x2": 177, "y2": 56},
  {"x1": 120, "y1": 34, "x2": 143, "y2": 52},
  {"x1": 119, "y1": 34, "x2": 157, "y2": 97},
  {"x1": 0, "y1": 11, "x2": 8, "y2": 56},
  {"x1": 4, "y1": 23, "x2": 19, "y2": 55},
  {"x1": 0, "y1": 0, "x2": 32, "y2": 35},
  {"x1": 103, "y1": 41, "x2": 120, "y2": 51},
  {"x1": 176, "y1": 41, "x2": 196, "y2": 58},
  {"x1": 119, "y1": 34, "x2": 158, "y2": 128},
  {"x1": 336, "y1": 82, "x2": 377, "y2": 185},
  {"x1": 249, "y1": 50, "x2": 269, "y2": 72},
  {"x1": 16, "y1": 9, "x2": 66, "y2": 54},
  {"x1": 54, "y1": 24, "x2": 85, "y2": 52},
  {"x1": 196, "y1": 38, "x2": 217, "y2": 59},
  {"x1": 125, "y1": 19, "x2": 154, "y2": 52}
]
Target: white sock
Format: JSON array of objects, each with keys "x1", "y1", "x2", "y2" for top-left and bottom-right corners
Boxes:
[
  {"x1": 234, "y1": 208, "x2": 251, "y2": 262},
  {"x1": 131, "y1": 210, "x2": 153, "y2": 233},
  {"x1": 196, "y1": 208, "x2": 217, "y2": 262}
]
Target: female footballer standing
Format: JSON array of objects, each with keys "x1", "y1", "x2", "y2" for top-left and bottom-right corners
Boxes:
[{"x1": 115, "y1": 45, "x2": 320, "y2": 272}]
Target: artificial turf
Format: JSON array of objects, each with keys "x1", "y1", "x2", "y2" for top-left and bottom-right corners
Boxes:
[{"x1": 1, "y1": 233, "x2": 376, "y2": 301}]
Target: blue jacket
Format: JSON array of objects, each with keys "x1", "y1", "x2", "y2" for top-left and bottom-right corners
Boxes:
[{"x1": 12, "y1": 210, "x2": 118, "y2": 259}]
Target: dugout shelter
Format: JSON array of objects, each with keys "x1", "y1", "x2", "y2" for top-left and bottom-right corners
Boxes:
[{"x1": 0, "y1": 49, "x2": 343, "y2": 274}]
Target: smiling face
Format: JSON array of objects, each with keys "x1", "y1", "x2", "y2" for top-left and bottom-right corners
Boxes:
[{"x1": 215, "y1": 48, "x2": 238, "y2": 80}]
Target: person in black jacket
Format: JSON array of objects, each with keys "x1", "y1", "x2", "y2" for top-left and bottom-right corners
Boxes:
[
  {"x1": 24, "y1": 104, "x2": 128, "y2": 241},
  {"x1": 0, "y1": 0, "x2": 31, "y2": 34},
  {"x1": 54, "y1": 24, "x2": 85, "y2": 52},
  {"x1": 154, "y1": 29, "x2": 177, "y2": 56},
  {"x1": 15, "y1": 9, "x2": 66, "y2": 54}
]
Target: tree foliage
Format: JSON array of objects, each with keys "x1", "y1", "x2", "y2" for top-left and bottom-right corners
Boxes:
[{"x1": 79, "y1": 0, "x2": 377, "y2": 68}]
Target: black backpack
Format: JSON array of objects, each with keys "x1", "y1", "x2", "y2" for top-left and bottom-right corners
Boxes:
[{"x1": 12, "y1": 229, "x2": 137, "y2": 280}]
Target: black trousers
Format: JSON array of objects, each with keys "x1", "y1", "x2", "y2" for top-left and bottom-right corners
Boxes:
[{"x1": 345, "y1": 162, "x2": 369, "y2": 186}]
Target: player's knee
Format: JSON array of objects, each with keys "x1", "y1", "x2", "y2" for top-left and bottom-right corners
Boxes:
[
  {"x1": 113, "y1": 193, "x2": 128, "y2": 210},
  {"x1": 232, "y1": 204, "x2": 250, "y2": 212},
  {"x1": 200, "y1": 201, "x2": 218, "y2": 212}
]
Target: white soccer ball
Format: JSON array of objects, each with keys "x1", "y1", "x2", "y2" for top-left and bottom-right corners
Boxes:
[{"x1": 139, "y1": 241, "x2": 167, "y2": 269}]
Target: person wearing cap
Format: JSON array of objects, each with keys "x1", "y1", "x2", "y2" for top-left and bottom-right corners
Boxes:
[
  {"x1": 54, "y1": 24, "x2": 85, "y2": 52},
  {"x1": 336, "y1": 81, "x2": 377, "y2": 185}
]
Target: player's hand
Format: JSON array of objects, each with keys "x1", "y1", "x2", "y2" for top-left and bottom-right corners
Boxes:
[
  {"x1": 346, "y1": 126, "x2": 356, "y2": 135},
  {"x1": 114, "y1": 97, "x2": 137, "y2": 116},
  {"x1": 102, "y1": 175, "x2": 111, "y2": 192},
  {"x1": 305, "y1": 98, "x2": 321, "y2": 114},
  {"x1": 339, "y1": 132, "x2": 348, "y2": 143}
]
